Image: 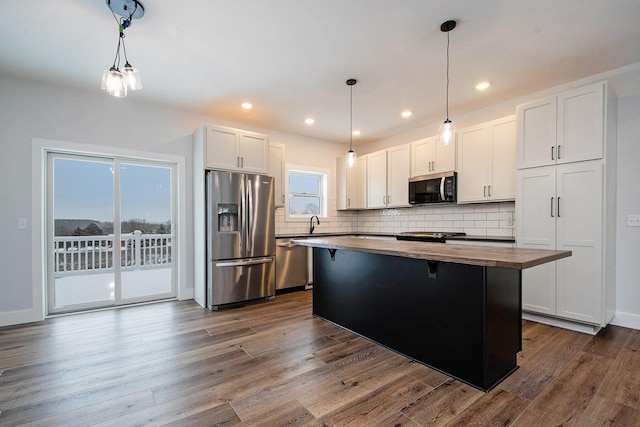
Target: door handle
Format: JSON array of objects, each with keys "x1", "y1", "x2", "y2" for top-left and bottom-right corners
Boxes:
[
  {"x1": 557, "y1": 197, "x2": 561, "y2": 217},
  {"x1": 215, "y1": 257, "x2": 273, "y2": 267}
]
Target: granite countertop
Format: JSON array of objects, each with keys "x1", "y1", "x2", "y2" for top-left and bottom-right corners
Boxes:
[{"x1": 292, "y1": 236, "x2": 569, "y2": 270}]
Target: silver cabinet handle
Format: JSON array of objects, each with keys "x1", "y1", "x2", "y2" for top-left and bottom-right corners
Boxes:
[
  {"x1": 387, "y1": 195, "x2": 391, "y2": 204},
  {"x1": 432, "y1": 161, "x2": 435, "y2": 171},
  {"x1": 557, "y1": 145, "x2": 562, "y2": 159},
  {"x1": 551, "y1": 146, "x2": 555, "y2": 160},
  {"x1": 281, "y1": 194, "x2": 285, "y2": 204},
  {"x1": 484, "y1": 186, "x2": 487, "y2": 197},
  {"x1": 557, "y1": 197, "x2": 561, "y2": 217},
  {"x1": 550, "y1": 197, "x2": 554, "y2": 217},
  {"x1": 347, "y1": 198, "x2": 351, "y2": 207},
  {"x1": 488, "y1": 185, "x2": 491, "y2": 197},
  {"x1": 237, "y1": 156, "x2": 240, "y2": 167},
  {"x1": 241, "y1": 157, "x2": 244, "y2": 167}
]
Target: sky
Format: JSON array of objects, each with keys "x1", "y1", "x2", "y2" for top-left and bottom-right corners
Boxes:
[{"x1": 54, "y1": 158, "x2": 172, "y2": 224}]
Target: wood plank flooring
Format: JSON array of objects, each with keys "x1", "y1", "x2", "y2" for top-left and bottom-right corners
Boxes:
[{"x1": 0, "y1": 290, "x2": 638, "y2": 426}]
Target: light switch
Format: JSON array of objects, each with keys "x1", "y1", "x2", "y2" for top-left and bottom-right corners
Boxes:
[
  {"x1": 628, "y1": 214, "x2": 640, "y2": 227},
  {"x1": 18, "y1": 218, "x2": 28, "y2": 229}
]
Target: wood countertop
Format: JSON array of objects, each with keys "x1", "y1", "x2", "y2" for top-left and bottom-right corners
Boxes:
[{"x1": 292, "y1": 236, "x2": 570, "y2": 270}]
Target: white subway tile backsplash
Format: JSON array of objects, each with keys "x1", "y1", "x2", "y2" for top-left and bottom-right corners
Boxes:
[{"x1": 275, "y1": 202, "x2": 515, "y2": 238}]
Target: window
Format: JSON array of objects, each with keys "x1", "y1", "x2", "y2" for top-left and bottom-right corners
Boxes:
[{"x1": 287, "y1": 167, "x2": 328, "y2": 219}]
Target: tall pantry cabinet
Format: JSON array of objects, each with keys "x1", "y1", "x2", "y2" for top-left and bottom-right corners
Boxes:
[{"x1": 516, "y1": 81, "x2": 617, "y2": 332}]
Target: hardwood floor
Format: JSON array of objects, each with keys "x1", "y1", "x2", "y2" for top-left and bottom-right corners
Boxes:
[{"x1": 0, "y1": 290, "x2": 638, "y2": 426}]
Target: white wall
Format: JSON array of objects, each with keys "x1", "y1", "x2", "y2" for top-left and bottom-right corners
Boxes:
[{"x1": 614, "y1": 95, "x2": 640, "y2": 329}]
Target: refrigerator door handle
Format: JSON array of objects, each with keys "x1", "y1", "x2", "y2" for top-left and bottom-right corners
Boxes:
[
  {"x1": 247, "y1": 179, "x2": 253, "y2": 253},
  {"x1": 215, "y1": 257, "x2": 273, "y2": 267}
]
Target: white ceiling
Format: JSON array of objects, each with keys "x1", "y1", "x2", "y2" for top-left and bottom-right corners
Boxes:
[{"x1": 2, "y1": 0, "x2": 640, "y2": 145}]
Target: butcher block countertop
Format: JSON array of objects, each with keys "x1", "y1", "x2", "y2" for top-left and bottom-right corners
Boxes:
[{"x1": 292, "y1": 236, "x2": 570, "y2": 270}]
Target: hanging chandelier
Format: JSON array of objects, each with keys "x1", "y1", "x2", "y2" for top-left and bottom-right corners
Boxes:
[
  {"x1": 346, "y1": 78, "x2": 357, "y2": 168},
  {"x1": 101, "y1": 0, "x2": 145, "y2": 97},
  {"x1": 439, "y1": 20, "x2": 456, "y2": 145}
]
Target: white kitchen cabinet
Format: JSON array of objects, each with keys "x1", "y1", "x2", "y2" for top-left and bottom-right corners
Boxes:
[
  {"x1": 410, "y1": 135, "x2": 456, "y2": 177},
  {"x1": 517, "y1": 162, "x2": 607, "y2": 325},
  {"x1": 517, "y1": 82, "x2": 608, "y2": 169},
  {"x1": 269, "y1": 142, "x2": 285, "y2": 207},
  {"x1": 515, "y1": 81, "x2": 617, "y2": 332},
  {"x1": 367, "y1": 145, "x2": 410, "y2": 209},
  {"x1": 457, "y1": 115, "x2": 516, "y2": 203},
  {"x1": 337, "y1": 155, "x2": 367, "y2": 210},
  {"x1": 202, "y1": 124, "x2": 269, "y2": 173}
]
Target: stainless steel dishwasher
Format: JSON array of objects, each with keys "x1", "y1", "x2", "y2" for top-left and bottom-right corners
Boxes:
[{"x1": 275, "y1": 239, "x2": 309, "y2": 290}]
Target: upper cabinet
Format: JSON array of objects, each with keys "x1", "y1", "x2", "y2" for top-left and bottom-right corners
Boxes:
[
  {"x1": 367, "y1": 144, "x2": 410, "y2": 209},
  {"x1": 457, "y1": 115, "x2": 516, "y2": 203},
  {"x1": 337, "y1": 155, "x2": 367, "y2": 210},
  {"x1": 200, "y1": 124, "x2": 269, "y2": 173},
  {"x1": 410, "y1": 135, "x2": 456, "y2": 177},
  {"x1": 517, "y1": 82, "x2": 606, "y2": 169},
  {"x1": 269, "y1": 142, "x2": 286, "y2": 207}
]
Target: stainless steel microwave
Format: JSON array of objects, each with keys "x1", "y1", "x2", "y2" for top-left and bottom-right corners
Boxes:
[{"x1": 409, "y1": 171, "x2": 457, "y2": 205}]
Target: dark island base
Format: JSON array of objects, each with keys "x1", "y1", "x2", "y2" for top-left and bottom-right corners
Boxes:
[{"x1": 312, "y1": 247, "x2": 522, "y2": 392}]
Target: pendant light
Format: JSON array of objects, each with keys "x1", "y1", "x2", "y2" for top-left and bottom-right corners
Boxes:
[
  {"x1": 439, "y1": 20, "x2": 456, "y2": 145},
  {"x1": 101, "y1": 0, "x2": 145, "y2": 97},
  {"x1": 346, "y1": 78, "x2": 357, "y2": 168}
]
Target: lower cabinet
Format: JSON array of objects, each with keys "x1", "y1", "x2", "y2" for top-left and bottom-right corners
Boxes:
[{"x1": 517, "y1": 161, "x2": 611, "y2": 327}]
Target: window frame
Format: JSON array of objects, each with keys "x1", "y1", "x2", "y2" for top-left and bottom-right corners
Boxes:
[{"x1": 285, "y1": 164, "x2": 329, "y2": 222}]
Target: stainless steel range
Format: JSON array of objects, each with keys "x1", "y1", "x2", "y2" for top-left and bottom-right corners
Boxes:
[{"x1": 396, "y1": 231, "x2": 466, "y2": 243}]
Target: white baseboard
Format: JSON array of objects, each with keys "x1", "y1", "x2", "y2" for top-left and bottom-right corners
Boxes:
[
  {"x1": 610, "y1": 311, "x2": 640, "y2": 331},
  {"x1": 522, "y1": 312, "x2": 602, "y2": 335},
  {"x1": 0, "y1": 309, "x2": 39, "y2": 328}
]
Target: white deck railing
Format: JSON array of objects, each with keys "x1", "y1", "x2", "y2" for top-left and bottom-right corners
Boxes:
[{"x1": 54, "y1": 231, "x2": 172, "y2": 275}]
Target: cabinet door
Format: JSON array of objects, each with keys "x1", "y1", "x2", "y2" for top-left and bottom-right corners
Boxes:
[
  {"x1": 239, "y1": 132, "x2": 269, "y2": 173},
  {"x1": 336, "y1": 155, "x2": 359, "y2": 210},
  {"x1": 269, "y1": 143, "x2": 285, "y2": 207},
  {"x1": 457, "y1": 124, "x2": 490, "y2": 203},
  {"x1": 410, "y1": 137, "x2": 435, "y2": 177},
  {"x1": 205, "y1": 126, "x2": 239, "y2": 170},
  {"x1": 387, "y1": 145, "x2": 410, "y2": 207},
  {"x1": 555, "y1": 162, "x2": 603, "y2": 323},
  {"x1": 367, "y1": 151, "x2": 387, "y2": 208},
  {"x1": 433, "y1": 136, "x2": 456, "y2": 173},
  {"x1": 557, "y1": 83, "x2": 604, "y2": 164},
  {"x1": 517, "y1": 166, "x2": 557, "y2": 315},
  {"x1": 489, "y1": 117, "x2": 516, "y2": 201},
  {"x1": 516, "y1": 96, "x2": 557, "y2": 169},
  {"x1": 355, "y1": 157, "x2": 367, "y2": 209}
]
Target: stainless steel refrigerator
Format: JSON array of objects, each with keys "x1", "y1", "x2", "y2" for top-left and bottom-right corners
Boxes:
[{"x1": 206, "y1": 170, "x2": 275, "y2": 309}]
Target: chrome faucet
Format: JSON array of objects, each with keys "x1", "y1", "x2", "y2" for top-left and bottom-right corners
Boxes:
[{"x1": 309, "y1": 215, "x2": 320, "y2": 234}]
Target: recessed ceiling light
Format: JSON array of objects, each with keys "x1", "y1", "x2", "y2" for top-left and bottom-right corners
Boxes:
[
  {"x1": 241, "y1": 102, "x2": 253, "y2": 109},
  {"x1": 475, "y1": 82, "x2": 490, "y2": 91},
  {"x1": 305, "y1": 118, "x2": 315, "y2": 125},
  {"x1": 401, "y1": 110, "x2": 412, "y2": 118},
  {"x1": 352, "y1": 130, "x2": 361, "y2": 136}
]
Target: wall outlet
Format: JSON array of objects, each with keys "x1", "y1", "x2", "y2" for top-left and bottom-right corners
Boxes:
[{"x1": 628, "y1": 214, "x2": 640, "y2": 227}]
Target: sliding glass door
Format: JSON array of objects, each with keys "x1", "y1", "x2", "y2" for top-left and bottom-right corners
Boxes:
[{"x1": 47, "y1": 152, "x2": 175, "y2": 314}]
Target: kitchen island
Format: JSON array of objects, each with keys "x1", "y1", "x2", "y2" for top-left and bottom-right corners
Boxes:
[{"x1": 292, "y1": 236, "x2": 571, "y2": 391}]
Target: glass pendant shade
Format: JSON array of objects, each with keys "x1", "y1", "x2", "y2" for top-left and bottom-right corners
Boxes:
[
  {"x1": 123, "y1": 63, "x2": 142, "y2": 90},
  {"x1": 347, "y1": 149, "x2": 357, "y2": 168},
  {"x1": 439, "y1": 119, "x2": 455, "y2": 145},
  {"x1": 101, "y1": 67, "x2": 128, "y2": 97}
]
